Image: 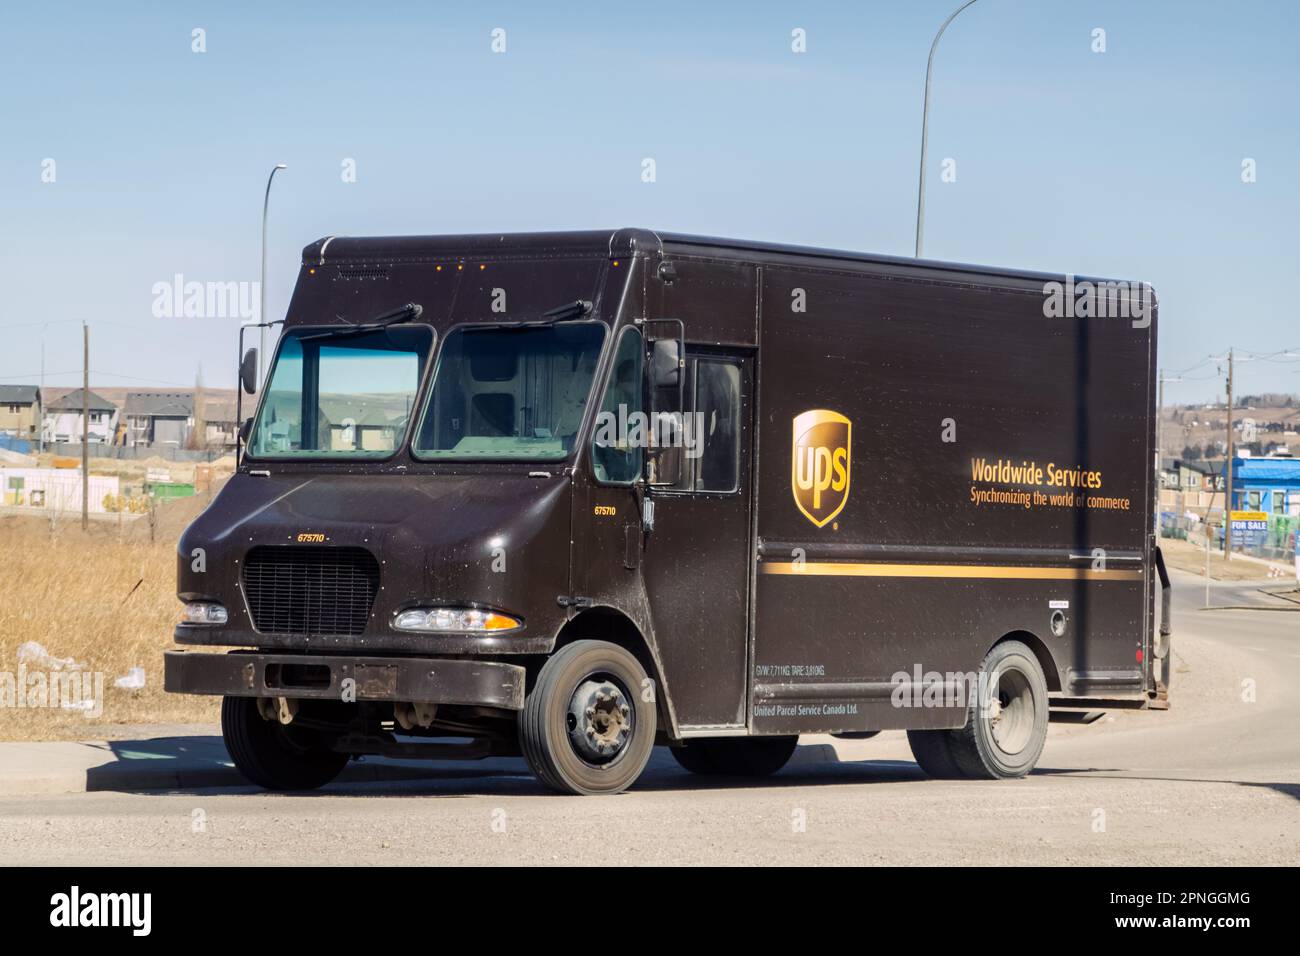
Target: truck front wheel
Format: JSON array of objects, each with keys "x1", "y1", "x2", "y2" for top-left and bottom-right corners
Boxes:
[
  {"x1": 221, "y1": 696, "x2": 348, "y2": 791},
  {"x1": 519, "y1": 640, "x2": 656, "y2": 795}
]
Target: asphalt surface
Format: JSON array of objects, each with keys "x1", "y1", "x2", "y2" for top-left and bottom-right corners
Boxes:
[{"x1": 2, "y1": 569, "x2": 1296, "y2": 865}]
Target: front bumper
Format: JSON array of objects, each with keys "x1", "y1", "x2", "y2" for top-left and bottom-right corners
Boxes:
[
  {"x1": 163, "y1": 650, "x2": 526, "y2": 711},
  {"x1": 173, "y1": 623, "x2": 555, "y2": 656}
]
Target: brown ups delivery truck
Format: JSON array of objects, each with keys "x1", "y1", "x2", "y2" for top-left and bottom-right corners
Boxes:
[{"x1": 165, "y1": 229, "x2": 1171, "y2": 795}]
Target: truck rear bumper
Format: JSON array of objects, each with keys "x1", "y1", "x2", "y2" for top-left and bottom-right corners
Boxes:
[{"x1": 163, "y1": 650, "x2": 526, "y2": 711}]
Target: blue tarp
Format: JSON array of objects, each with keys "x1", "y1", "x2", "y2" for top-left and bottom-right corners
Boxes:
[{"x1": 0, "y1": 434, "x2": 32, "y2": 453}]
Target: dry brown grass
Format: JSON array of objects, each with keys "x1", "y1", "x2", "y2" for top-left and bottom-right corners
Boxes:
[
  {"x1": 1159, "y1": 535, "x2": 1295, "y2": 583},
  {"x1": 0, "y1": 491, "x2": 223, "y2": 740}
]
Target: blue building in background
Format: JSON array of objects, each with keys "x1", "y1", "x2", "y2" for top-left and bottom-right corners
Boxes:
[
  {"x1": 1222, "y1": 458, "x2": 1300, "y2": 561},
  {"x1": 1226, "y1": 458, "x2": 1300, "y2": 516}
]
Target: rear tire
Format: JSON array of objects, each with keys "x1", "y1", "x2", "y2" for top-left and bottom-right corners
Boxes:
[
  {"x1": 519, "y1": 640, "x2": 656, "y2": 795},
  {"x1": 221, "y1": 696, "x2": 348, "y2": 791},
  {"x1": 670, "y1": 736, "x2": 798, "y2": 777},
  {"x1": 669, "y1": 741, "x2": 718, "y2": 775},
  {"x1": 906, "y1": 729, "x2": 963, "y2": 779},
  {"x1": 946, "y1": 640, "x2": 1049, "y2": 779}
]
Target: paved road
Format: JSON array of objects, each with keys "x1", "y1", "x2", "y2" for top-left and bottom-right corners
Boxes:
[{"x1": 2, "y1": 569, "x2": 1296, "y2": 865}]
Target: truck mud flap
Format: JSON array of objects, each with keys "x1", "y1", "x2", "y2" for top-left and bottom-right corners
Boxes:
[
  {"x1": 164, "y1": 650, "x2": 525, "y2": 710},
  {"x1": 1152, "y1": 545, "x2": 1172, "y2": 706}
]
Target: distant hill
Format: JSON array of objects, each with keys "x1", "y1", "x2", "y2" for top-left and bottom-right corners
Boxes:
[{"x1": 1161, "y1": 397, "x2": 1300, "y2": 460}]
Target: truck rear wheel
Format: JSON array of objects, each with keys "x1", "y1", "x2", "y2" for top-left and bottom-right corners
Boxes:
[
  {"x1": 220, "y1": 696, "x2": 348, "y2": 791},
  {"x1": 906, "y1": 729, "x2": 964, "y2": 779},
  {"x1": 946, "y1": 640, "x2": 1049, "y2": 779},
  {"x1": 669, "y1": 736, "x2": 798, "y2": 776},
  {"x1": 519, "y1": 640, "x2": 656, "y2": 795}
]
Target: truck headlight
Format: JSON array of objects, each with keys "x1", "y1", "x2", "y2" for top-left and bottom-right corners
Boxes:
[
  {"x1": 393, "y1": 607, "x2": 521, "y2": 633},
  {"x1": 181, "y1": 602, "x2": 228, "y2": 625}
]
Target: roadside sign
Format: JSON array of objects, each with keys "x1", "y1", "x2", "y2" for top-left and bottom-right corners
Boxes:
[{"x1": 1229, "y1": 510, "x2": 1269, "y2": 548}]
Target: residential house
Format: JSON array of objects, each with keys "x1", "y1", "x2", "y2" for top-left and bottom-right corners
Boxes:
[
  {"x1": 201, "y1": 399, "x2": 240, "y2": 449},
  {"x1": 1176, "y1": 459, "x2": 1225, "y2": 494},
  {"x1": 322, "y1": 400, "x2": 404, "y2": 453},
  {"x1": 122, "y1": 391, "x2": 194, "y2": 448},
  {"x1": 243, "y1": 393, "x2": 404, "y2": 454},
  {"x1": 0, "y1": 385, "x2": 41, "y2": 442},
  {"x1": 41, "y1": 389, "x2": 118, "y2": 444}
]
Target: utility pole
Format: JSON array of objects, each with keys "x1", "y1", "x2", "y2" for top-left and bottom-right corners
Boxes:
[
  {"x1": 1223, "y1": 348, "x2": 1234, "y2": 559},
  {"x1": 81, "y1": 322, "x2": 89, "y2": 531},
  {"x1": 39, "y1": 326, "x2": 45, "y2": 453}
]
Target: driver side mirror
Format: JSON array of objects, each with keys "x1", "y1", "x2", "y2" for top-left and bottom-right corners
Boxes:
[{"x1": 239, "y1": 348, "x2": 259, "y2": 395}]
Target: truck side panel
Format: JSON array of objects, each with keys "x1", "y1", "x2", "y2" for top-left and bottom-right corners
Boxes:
[{"x1": 750, "y1": 265, "x2": 1154, "y2": 734}]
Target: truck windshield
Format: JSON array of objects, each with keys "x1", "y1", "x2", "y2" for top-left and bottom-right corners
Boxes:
[
  {"x1": 413, "y1": 322, "x2": 607, "y2": 460},
  {"x1": 247, "y1": 326, "x2": 433, "y2": 459}
]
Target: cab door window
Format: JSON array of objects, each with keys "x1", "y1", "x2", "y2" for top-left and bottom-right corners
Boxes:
[{"x1": 669, "y1": 356, "x2": 742, "y2": 493}]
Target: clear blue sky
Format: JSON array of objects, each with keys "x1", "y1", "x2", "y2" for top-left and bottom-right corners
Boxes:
[{"x1": 1, "y1": 0, "x2": 1296, "y2": 402}]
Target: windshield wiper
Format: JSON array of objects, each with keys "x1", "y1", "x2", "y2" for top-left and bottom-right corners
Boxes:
[
  {"x1": 300, "y1": 302, "x2": 424, "y2": 341},
  {"x1": 542, "y1": 299, "x2": 593, "y2": 321},
  {"x1": 465, "y1": 300, "x2": 595, "y2": 334}
]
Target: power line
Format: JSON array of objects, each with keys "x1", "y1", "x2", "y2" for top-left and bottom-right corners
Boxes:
[{"x1": 0, "y1": 369, "x2": 192, "y2": 387}]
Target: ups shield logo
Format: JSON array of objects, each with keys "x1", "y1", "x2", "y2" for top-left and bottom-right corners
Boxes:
[{"x1": 792, "y1": 409, "x2": 851, "y2": 528}]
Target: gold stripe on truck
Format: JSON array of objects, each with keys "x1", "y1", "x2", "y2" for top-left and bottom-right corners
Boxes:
[{"x1": 760, "y1": 562, "x2": 1143, "y2": 581}]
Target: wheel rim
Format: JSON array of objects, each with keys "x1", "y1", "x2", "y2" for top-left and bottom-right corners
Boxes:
[
  {"x1": 566, "y1": 675, "x2": 634, "y2": 766},
  {"x1": 986, "y1": 666, "x2": 1034, "y2": 755}
]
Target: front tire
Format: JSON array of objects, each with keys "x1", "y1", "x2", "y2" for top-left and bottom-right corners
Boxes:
[
  {"x1": 221, "y1": 696, "x2": 348, "y2": 791},
  {"x1": 520, "y1": 641, "x2": 656, "y2": 795}
]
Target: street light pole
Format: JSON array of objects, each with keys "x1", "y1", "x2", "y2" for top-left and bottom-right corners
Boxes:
[
  {"x1": 259, "y1": 163, "x2": 287, "y2": 388},
  {"x1": 1223, "y1": 348, "x2": 1234, "y2": 559},
  {"x1": 914, "y1": 0, "x2": 980, "y2": 258}
]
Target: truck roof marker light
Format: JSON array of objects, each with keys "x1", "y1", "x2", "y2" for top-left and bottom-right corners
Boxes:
[
  {"x1": 308, "y1": 267, "x2": 316, "y2": 275},
  {"x1": 612, "y1": 260, "x2": 620, "y2": 267}
]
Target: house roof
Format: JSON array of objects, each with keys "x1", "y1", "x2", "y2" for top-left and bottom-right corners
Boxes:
[
  {"x1": 202, "y1": 400, "x2": 238, "y2": 424},
  {"x1": 0, "y1": 385, "x2": 39, "y2": 404},
  {"x1": 123, "y1": 391, "x2": 194, "y2": 418},
  {"x1": 1230, "y1": 458, "x2": 1300, "y2": 482},
  {"x1": 44, "y1": 388, "x2": 117, "y2": 412}
]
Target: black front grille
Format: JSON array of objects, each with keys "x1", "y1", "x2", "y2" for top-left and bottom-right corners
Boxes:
[{"x1": 242, "y1": 546, "x2": 380, "y2": 637}]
